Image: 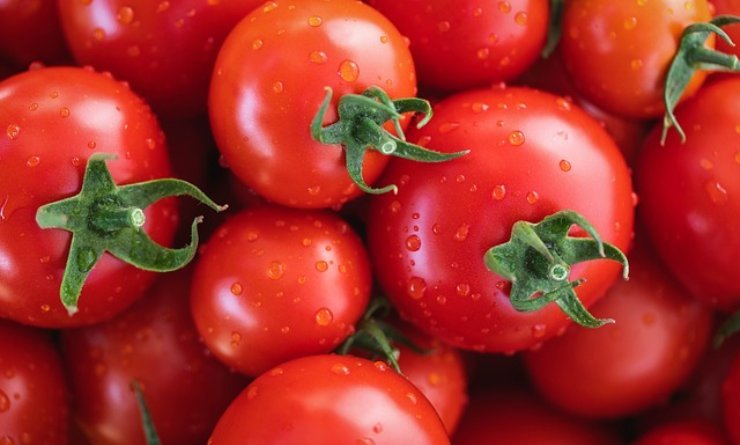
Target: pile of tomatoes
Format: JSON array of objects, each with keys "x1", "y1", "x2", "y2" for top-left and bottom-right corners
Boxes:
[{"x1": 1, "y1": 0, "x2": 739, "y2": 444}]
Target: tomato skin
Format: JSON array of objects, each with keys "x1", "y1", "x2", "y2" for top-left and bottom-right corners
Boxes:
[
  {"x1": 209, "y1": 0, "x2": 416, "y2": 209},
  {"x1": 561, "y1": 0, "x2": 711, "y2": 118},
  {"x1": 366, "y1": 0, "x2": 548, "y2": 92},
  {"x1": 58, "y1": 0, "x2": 262, "y2": 117},
  {"x1": 452, "y1": 390, "x2": 621, "y2": 445},
  {"x1": 634, "y1": 420, "x2": 729, "y2": 445},
  {"x1": 209, "y1": 354, "x2": 450, "y2": 445},
  {"x1": 722, "y1": 352, "x2": 740, "y2": 444},
  {"x1": 713, "y1": 0, "x2": 740, "y2": 59},
  {"x1": 366, "y1": 86, "x2": 633, "y2": 353},
  {"x1": 636, "y1": 77, "x2": 740, "y2": 310},
  {"x1": 0, "y1": 0, "x2": 71, "y2": 68},
  {"x1": 62, "y1": 270, "x2": 247, "y2": 445},
  {"x1": 524, "y1": 245, "x2": 713, "y2": 418},
  {"x1": 0, "y1": 67, "x2": 176, "y2": 327},
  {"x1": 0, "y1": 320, "x2": 69, "y2": 445},
  {"x1": 191, "y1": 205, "x2": 371, "y2": 376}
]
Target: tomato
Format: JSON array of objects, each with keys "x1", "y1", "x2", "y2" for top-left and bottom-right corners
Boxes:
[
  {"x1": 0, "y1": 0, "x2": 71, "y2": 68},
  {"x1": 208, "y1": 354, "x2": 450, "y2": 444},
  {"x1": 366, "y1": 0, "x2": 548, "y2": 92},
  {"x1": 191, "y1": 205, "x2": 371, "y2": 376},
  {"x1": 58, "y1": 0, "x2": 261, "y2": 117},
  {"x1": 560, "y1": 0, "x2": 712, "y2": 118},
  {"x1": 636, "y1": 77, "x2": 740, "y2": 311},
  {"x1": 209, "y1": 0, "x2": 416, "y2": 209},
  {"x1": 366, "y1": 86, "x2": 633, "y2": 353},
  {"x1": 452, "y1": 389, "x2": 621, "y2": 445},
  {"x1": 634, "y1": 420, "x2": 728, "y2": 445},
  {"x1": 0, "y1": 319, "x2": 69, "y2": 445},
  {"x1": 0, "y1": 66, "x2": 177, "y2": 327},
  {"x1": 394, "y1": 324, "x2": 468, "y2": 434},
  {"x1": 523, "y1": 244, "x2": 713, "y2": 418},
  {"x1": 62, "y1": 269, "x2": 247, "y2": 445},
  {"x1": 722, "y1": 352, "x2": 740, "y2": 444},
  {"x1": 713, "y1": 0, "x2": 740, "y2": 59}
]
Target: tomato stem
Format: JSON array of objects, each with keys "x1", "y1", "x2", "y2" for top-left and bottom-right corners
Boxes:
[
  {"x1": 714, "y1": 311, "x2": 740, "y2": 348},
  {"x1": 484, "y1": 210, "x2": 629, "y2": 328},
  {"x1": 132, "y1": 380, "x2": 162, "y2": 445},
  {"x1": 542, "y1": 0, "x2": 565, "y2": 58},
  {"x1": 311, "y1": 86, "x2": 469, "y2": 195},
  {"x1": 662, "y1": 15, "x2": 740, "y2": 145},
  {"x1": 35, "y1": 153, "x2": 226, "y2": 315}
]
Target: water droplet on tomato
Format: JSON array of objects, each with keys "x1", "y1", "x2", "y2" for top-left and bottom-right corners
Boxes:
[
  {"x1": 252, "y1": 39, "x2": 263, "y2": 50},
  {"x1": 272, "y1": 81, "x2": 284, "y2": 93},
  {"x1": 6, "y1": 124, "x2": 20, "y2": 140},
  {"x1": 438, "y1": 122, "x2": 460, "y2": 134},
  {"x1": 407, "y1": 277, "x2": 427, "y2": 300},
  {"x1": 315, "y1": 260, "x2": 328, "y2": 272},
  {"x1": 515, "y1": 11, "x2": 528, "y2": 25},
  {"x1": 331, "y1": 363, "x2": 350, "y2": 375},
  {"x1": 526, "y1": 191, "x2": 539, "y2": 204},
  {"x1": 26, "y1": 156, "x2": 40, "y2": 167},
  {"x1": 471, "y1": 102, "x2": 489, "y2": 113},
  {"x1": 705, "y1": 180, "x2": 729, "y2": 205},
  {"x1": 405, "y1": 234, "x2": 421, "y2": 251},
  {"x1": 308, "y1": 15, "x2": 322, "y2": 26},
  {"x1": 406, "y1": 392, "x2": 418, "y2": 404},
  {"x1": 230, "y1": 282, "x2": 243, "y2": 295},
  {"x1": 454, "y1": 224, "x2": 469, "y2": 241},
  {"x1": 508, "y1": 130, "x2": 525, "y2": 146},
  {"x1": 59, "y1": 107, "x2": 70, "y2": 118},
  {"x1": 93, "y1": 28, "x2": 105, "y2": 41},
  {"x1": 267, "y1": 261, "x2": 285, "y2": 279},
  {"x1": 231, "y1": 332, "x2": 242, "y2": 347},
  {"x1": 559, "y1": 160, "x2": 572, "y2": 172},
  {"x1": 246, "y1": 385, "x2": 258, "y2": 399},
  {"x1": 476, "y1": 47, "x2": 490, "y2": 60},
  {"x1": 380, "y1": 35, "x2": 389, "y2": 44},
  {"x1": 630, "y1": 59, "x2": 643, "y2": 70},
  {"x1": 0, "y1": 389, "x2": 9, "y2": 412},
  {"x1": 498, "y1": 1, "x2": 511, "y2": 13},
  {"x1": 338, "y1": 60, "x2": 359, "y2": 82},
  {"x1": 389, "y1": 200, "x2": 401, "y2": 213},
  {"x1": 492, "y1": 184, "x2": 507, "y2": 200},
  {"x1": 315, "y1": 308, "x2": 333, "y2": 326},
  {"x1": 117, "y1": 6, "x2": 135, "y2": 24},
  {"x1": 531, "y1": 324, "x2": 546, "y2": 338},
  {"x1": 623, "y1": 17, "x2": 638, "y2": 30},
  {"x1": 307, "y1": 185, "x2": 321, "y2": 196},
  {"x1": 699, "y1": 158, "x2": 714, "y2": 170},
  {"x1": 309, "y1": 50, "x2": 327, "y2": 64},
  {"x1": 456, "y1": 283, "x2": 471, "y2": 296},
  {"x1": 437, "y1": 21, "x2": 451, "y2": 32}
]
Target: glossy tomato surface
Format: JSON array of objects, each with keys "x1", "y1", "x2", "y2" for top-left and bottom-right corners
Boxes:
[
  {"x1": 62, "y1": 270, "x2": 247, "y2": 445},
  {"x1": 0, "y1": 0, "x2": 71, "y2": 68},
  {"x1": 59, "y1": 0, "x2": 262, "y2": 117},
  {"x1": 367, "y1": 0, "x2": 548, "y2": 92},
  {"x1": 524, "y1": 245, "x2": 713, "y2": 418},
  {"x1": 191, "y1": 205, "x2": 371, "y2": 376},
  {"x1": 209, "y1": 354, "x2": 450, "y2": 445},
  {"x1": 561, "y1": 0, "x2": 712, "y2": 118},
  {"x1": 367, "y1": 86, "x2": 634, "y2": 353},
  {"x1": 209, "y1": 0, "x2": 416, "y2": 208},
  {"x1": 0, "y1": 320, "x2": 69, "y2": 445},
  {"x1": 636, "y1": 77, "x2": 740, "y2": 310},
  {"x1": 0, "y1": 66, "x2": 176, "y2": 327},
  {"x1": 453, "y1": 389, "x2": 621, "y2": 445}
]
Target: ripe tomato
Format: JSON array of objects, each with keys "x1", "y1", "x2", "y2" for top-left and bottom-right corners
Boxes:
[
  {"x1": 208, "y1": 354, "x2": 450, "y2": 444},
  {"x1": 209, "y1": 0, "x2": 416, "y2": 208},
  {"x1": 523, "y1": 245, "x2": 713, "y2": 418},
  {"x1": 62, "y1": 270, "x2": 247, "y2": 445},
  {"x1": 452, "y1": 389, "x2": 621, "y2": 445},
  {"x1": 58, "y1": 0, "x2": 262, "y2": 117},
  {"x1": 713, "y1": 0, "x2": 740, "y2": 59},
  {"x1": 0, "y1": 0, "x2": 71, "y2": 68},
  {"x1": 366, "y1": 0, "x2": 548, "y2": 92},
  {"x1": 634, "y1": 420, "x2": 728, "y2": 445},
  {"x1": 722, "y1": 352, "x2": 740, "y2": 444},
  {"x1": 560, "y1": 0, "x2": 712, "y2": 118},
  {"x1": 366, "y1": 86, "x2": 633, "y2": 353},
  {"x1": 0, "y1": 67, "x2": 176, "y2": 327},
  {"x1": 191, "y1": 205, "x2": 371, "y2": 376},
  {"x1": 0, "y1": 319, "x2": 69, "y2": 445},
  {"x1": 636, "y1": 77, "x2": 740, "y2": 310}
]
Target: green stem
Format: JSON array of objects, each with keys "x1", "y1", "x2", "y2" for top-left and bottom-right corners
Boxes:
[
  {"x1": 542, "y1": 0, "x2": 565, "y2": 58},
  {"x1": 132, "y1": 381, "x2": 162, "y2": 445}
]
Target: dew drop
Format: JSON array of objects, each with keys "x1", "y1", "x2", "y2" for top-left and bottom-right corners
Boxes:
[
  {"x1": 315, "y1": 307, "x2": 333, "y2": 326},
  {"x1": 315, "y1": 260, "x2": 328, "y2": 272},
  {"x1": 454, "y1": 224, "x2": 469, "y2": 241},
  {"x1": 339, "y1": 60, "x2": 359, "y2": 82},
  {"x1": 26, "y1": 156, "x2": 40, "y2": 167},
  {"x1": 6, "y1": 124, "x2": 20, "y2": 140},
  {"x1": 623, "y1": 17, "x2": 638, "y2": 30},
  {"x1": 406, "y1": 392, "x2": 418, "y2": 404},
  {"x1": 230, "y1": 282, "x2": 243, "y2": 295},
  {"x1": 380, "y1": 35, "x2": 389, "y2": 44},
  {"x1": 437, "y1": 21, "x2": 451, "y2": 32},
  {"x1": 252, "y1": 39, "x2": 263, "y2": 50},
  {"x1": 526, "y1": 191, "x2": 540, "y2": 205},
  {"x1": 331, "y1": 363, "x2": 350, "y2": 375},
  {"x1": 559, "y1": 160, "x2": 572, "y2": 172},
  {"x1": 262, "y1": 1, "x2": 278, "y2": 13},
  {"x1": 630, "y1": 59, "x2": 643, "y2": 70},
  {"x1": 389, "y1": 200, "x2": 402, "y2": 213},
  {"x1": 405, "y1": 234, "x2": 421, "y2": 251},
  {"x1": 705, "y1": 180, "x2": 728, "y2": 205},
  {"x1": 556, "y1": 97, "x2": 571, "y2": 110},
  {"x1": 531, "y1": 324, "x2": 546, "y2": 338},
  {"x1": 0, "y1": 389, "x2": 9, "y2": 412},
  {"x1": 476, "y1": 47, "x2": 490, "y2": 60},
  {"x1": 438, "y1": 122, "x2": 460, "y2": 134},
  {"x1": 231, "y1": 332, "x2": 242, "y2": 347},
  {"x1": 498, "y1": 1, "x2": 511, "y2": 13},
  {"x1": 157, "y1": 1, "x2": 170, "y2": 12},
  {"x1": 508, "y1": 130, "x2": 525, "y2": 146},
  {"x1": 28, "y1": 103, "x2": 39, "y2": 111},
  {"x1": 471, "y1": 102, "x2": 489, "y2": 113},
  {"x1": 246, "y1": 385, "x2": 258, "y2": 399},
  {"x1": 407, "y1": 277, "x2": 427, "y2": 300},
  {"x1": 59, "y1": 107, "x2": 70, "y2": 118},
  {"x1": 40, "y1": 304, "x2": 51, "y2": 313},
  {"x1": 309, "y1": 50, "x2": 328, "y2": 64},
  {"x1": 308, "y1": 15, "x2": 322, "y2": 27},
  {"x1": 267, "y1": 261, "x2": 285, "y2": 279},
  {"x1": 88, "y1": 141, "x2": 97, "y2": 149},
  {"x1": 514, "y1": 11, "x2": 528, "y2": 25},
  {"x1": 272, "y1": 81, "x2": 284, "y2": 93},
  {"x1": 492, "y1": 184, "x2": 507, "y2": 200},
  {"x1": 117, "y1": 6, "x2": 135, "y2": 24}
]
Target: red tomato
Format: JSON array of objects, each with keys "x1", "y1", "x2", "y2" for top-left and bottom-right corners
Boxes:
[
  {"x1": 524, "y1": 245, "x2": 713, "y2": 418},
  {"x1": 636, "y1": 77, "x2": 740, "y2": 310},
  {"x1": 191, "y1": 205, "x2": 371, "y2": 376},
  {"x1": 209, "y1": 0, "x2": 416, "y2": 208},
  {"x1": 366, "y1": 0, "x2": 548, "y2": 92},
  {"x1": 0, "y1": 0, "x2": 71, "y2": 68},
  {"x1": 560, "y1": 0, "x2": 712, "y2": 118},
  {"x1": 208, "y1": 354, "x2": 450, "y2": 444},
  {"x1": 722, "y1": 352, "x2": 740, "y2": 444},
  {"x1": 713, "y1": 0, "x2": 740, "y2": 59},
  {"x1": 62, "y1": 270, "x2": 247, "y2": 445},
  {"x1": 395, "y1": 325, "x2": 468, "y2": 434},
  {"x1": 58, "y1": 0, "x2": 262, "y2": 117},
  {"x1": 634, "y1": 420, "x2": 728, "y2": 445},
  {"x1": 0, "y1": 66, "x2": 176, "y2": 327},
  {"x1": 0, "y1": 320, "x2": 69, "y2": 445},
  {"x1": 366, "y1": 86, "x2": 634, "y2": 353},
  {"x1": 453, "y1": 389, "x2": 621, "y2": 445}
]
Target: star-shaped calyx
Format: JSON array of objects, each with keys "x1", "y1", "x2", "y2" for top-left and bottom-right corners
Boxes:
[
  {"x1": 484, "y1": 210, "x2": 629, "y2": 328},
  {"x1": 36, "y1": 153, "x2": 226, "y2": 315},
  {"x1": 311, "y1": 86, "x2": 469, "y2": 195}
]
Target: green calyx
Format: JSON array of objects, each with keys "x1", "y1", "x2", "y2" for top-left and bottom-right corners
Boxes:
[
  {"x1": 662, "y1": 15, "x2": 740, "y2": 144},
  {"x1": 336, "y1": 297, "x2": 429, "y2": 374},
  {"x1": 713, "y1": 311, "x2": 740, "y2": 348},
  {"x1": 484, "y1": 210, "x2": 629, "y2": 328},
  {"x1": 542, "y1": 0, "x2": 565, "y2": 58},
  {"x1": 132, "y1": 381, "x2": 162, "y2": 445},
  {"x1": 311, "y1": 86, "x2": 469, "y2": 195},
  {"x1": 36, "y1": 153, "x2": 226, "y2": 316}
]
